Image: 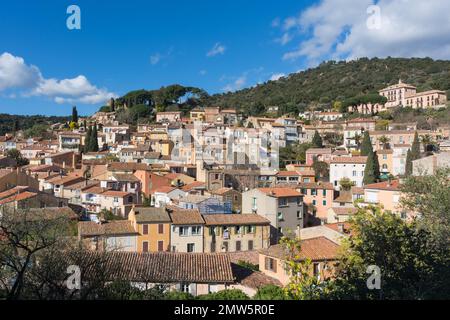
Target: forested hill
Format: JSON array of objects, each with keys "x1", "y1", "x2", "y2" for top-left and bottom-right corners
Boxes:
[{"x1": 205, "y1": 57, "x2": 450, "y2": 115}]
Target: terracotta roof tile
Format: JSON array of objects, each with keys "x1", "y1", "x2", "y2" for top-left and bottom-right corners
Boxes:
[
  {"x1": 331, "y1": 156, "x2": 367, "y2": 164},
  {"x1": 364, "y1": 180, "x2": 401, "y2": 191},
  {"x1": 260, "y1": 237, "x2": 339, "y2": 261},
  {"x1": 78, "y1": 220, "x2": 137, "y2": 237},
  {"x1": 203, "y1": 214, "x2": 270, "y2": 226},
  {"x1": 169, "y1": 209, "x2": 205, "y2": 225},
  {"x1": 257, "y1": 187, "x2": 302, "y2": 198}
]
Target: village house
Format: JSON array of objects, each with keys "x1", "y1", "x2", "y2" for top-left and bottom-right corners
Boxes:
[
  {"x1": 128, "y1": 206, "x2": 171, "y2": 252},
  {"x1": 78, "y1": 220, "x2": 138, "y2": 252},
  {"x1": 259, "y1": 236, "x2": 340, "y2": 285},
  {"x1": 330, "y1": 156, "x2": 367, "y2": 190},
  {"x1": 242, "y1": 187, "x2": 305, "y2": 243},
  {"x1": 156, "y1": 111, "x2": 182, "y2": 123},
  {"x1": 177, "y1": 194, "x2": 232, "y2": 215},
  {"x1": 363, "y1": 180, "x2": 406, "y2": 218},
  {"x1": 412, "y1": 152, "x2": 450, "y2": 175},
  {"x1": 81, "y1": 186, "x2": 138, "y2": 217},
  {"x1": 152, "y1": 186, "x2": 186, "y2": 208},
  {"x1": 203, "y1": 214, "x2": 271, "y2": 253},
  {"x1": 305, "y1": 148, "x2": 333, "y2": 165},
  {"x1": 169, "y1": 208, "x2": 205, "y2": 253}
]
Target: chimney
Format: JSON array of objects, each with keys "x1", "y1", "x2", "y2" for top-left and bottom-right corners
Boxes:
[{"x1": 337, "y1": 223, "x2": 345, "y2": 233}]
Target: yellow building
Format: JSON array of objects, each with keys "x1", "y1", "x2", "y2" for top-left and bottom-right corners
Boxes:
[
  {"x1": 377, "y1": 149, "x2": 394, "y2": 177},
  {"x1": 128, "y1": 206, "x2": 171, "y2": 252},
  {"x1": 190, "y1": 108, "x2": 205, "y2": 122}
]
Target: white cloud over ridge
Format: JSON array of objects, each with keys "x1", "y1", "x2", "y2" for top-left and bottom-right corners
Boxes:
[
  {"x1": 0, "y1": 52, "x2": 116, "y2": 105},
  {"x1": 276, "y1": 0, "x2": 450, "y2": 64}
]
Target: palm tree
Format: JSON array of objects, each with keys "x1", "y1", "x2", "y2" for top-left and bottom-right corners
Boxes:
[{"x1": 378, "y1": 135, "x2": 390, "y2": 150}]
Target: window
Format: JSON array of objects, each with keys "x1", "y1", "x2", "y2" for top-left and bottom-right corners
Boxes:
[
  {"x1": 142, "y1": 241, "x2": 149, "y2": 252},
  {"x1": 235, "y1": 226, "x2": 242, "y2": 234},
  {"x1": 352, "y1": 170, "x2": 357, "y2": 177},
  {"x1": 311, "y1": 189, "x2": 317, "y2": 196},
  {"x1": 265, "y1": 257, "x2": 277, "y2": 272},
  {"x1": 246, "y1": 225, "x2": 256, "y2": 234},
  {"x1": 322, "y1": 189, "x2": 327, "y2": 197},
  {"x1": 158, "y1": 240, "x2": 164, "y2": 252},
  {"x1": 180, "y1": 283, "x2": 190, "y2": 293},
  {"x1": 252, "y1": 197, "x2": 257, "y2": 210},
  {"x1": 158, "y1": 224, "x2": 164, "y2": 234},
  {"x1": 187, "y1": 243, "x2": 195, "y2": 253},
  {"x1": 143, "y1": 224, "x2": 149, "y2": 235},
  {"x1": 297, "y1": 211, "x2": 301, "y2": 219},
  {"x1": 248, "y1": 240, "x2": 254, "y2": 251},
  {"x1": 179, "y1": 226, "x2": 188, "y2": 236},
  {"x1": 277, "y1": 212, "x2": 284, "y2": 221},
  {"x1": 383, "y1": 154, "x2": 387, "y2": 160},
  {"x1": 191, "y1": 226, "x2": 201, "y2": 235},
  {"x1": 113, "y1": 197, "x2": 119, "y2": 203},
  {"x1": 278, "y1": 198, "x2": 287, "y2": 207},
  {"x1": 222, "y1": 242, "x2": 229, "y2": 252},
  {"x1": 235, "y1": 241, "x2": 241, "y2": 251},
  {"x1": 322, "y1": 200, "x2": 327, "y2": 206},
  {"x1": 313, "y1": 263, "x2": 321, "y2": 280},
  {"x1": 312, "y1": 200, "x2": 317, "y2": 206}
]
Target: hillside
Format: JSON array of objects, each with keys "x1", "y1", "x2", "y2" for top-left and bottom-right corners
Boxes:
[{"x1": 205, "y1": 57, "x2": 450, "y2": 115}]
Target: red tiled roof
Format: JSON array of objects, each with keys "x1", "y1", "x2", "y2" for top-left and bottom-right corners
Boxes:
[
  {"x1": 0, "y1": 191, "x2": 37, "y2": 204},
  {"x1": 364, "y1": 180, "x2": 401, "y2": 191},
  {"x1": 258, "y1": 187, "x2": 302, "y2": 198},
  {"x1": 331, "y1": 156, "x2": 367, "y2": 164},
  {"x1": 260, "y1": 237, "x2": 339, "y2": 261},
  {"x1": 181, "y1": 181, "x2": 206, "y2": 192},
  {"x1": 203, "y1": 214, "x2": 270, "y2": 226}
]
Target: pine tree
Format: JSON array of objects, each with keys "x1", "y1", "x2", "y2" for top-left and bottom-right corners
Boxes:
[
  {"x1": 360, "y1": 131, "x2": 373, "y2": 156},
  {"x1": 312, "y1": 130, "x2": 323, "y2": 148},
  {"x1": 411, "y1": 131, "x2": 421, "y2": 160},
  {"x1": 72, "y1": 106, "x2": 79, "y2": 124},
  {"x1": 12, "y1": 119, "x2": 19, "y2": 135},
  {"x1": 405, "y1": 149, "x2": 413, "y2": 176}
]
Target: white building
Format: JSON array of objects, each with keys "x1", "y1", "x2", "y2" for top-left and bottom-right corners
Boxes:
[{"x1": 330, "y1": 156, "x2": 367, "y2": 190}]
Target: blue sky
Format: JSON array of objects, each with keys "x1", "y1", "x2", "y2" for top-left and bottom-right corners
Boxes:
[{"x1": 1, "y1": 0, "x2": 450, "y2": 116}]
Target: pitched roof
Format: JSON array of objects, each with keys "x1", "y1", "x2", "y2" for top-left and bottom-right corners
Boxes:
[
  {"x1": 329, "y1": 207, "x2": 358, "y2": 216},
  {"x1": 101, "y1": 190, "x2": 133, "y2": 197},
  {"x1": 78, "y1": 220, "x2": 137, "y2": 237},
  {"x1": 0, "y1": 191, "x2": 37, "y2": 204},
  {"x1": 169, "y1": 209, "x2": 205, "y2": 225},
  {"x1": 112, "y1": 173, "x2": 140, "y2": 182},
  {"x1": 203, "y1": 214, "x2": 270, "y2": 226},
  {"x1": 181, "y1": 181, "x2": 206, "y2": 192},
  {"x1": 260, "y1": 237, "x2": 339, "y2": 261},
  {"x1": 108, "y1": 162, "x2": 151, "y2": 172},
  {"x1": 153, "y1": 186, "x2": 177, "y2": 194},
  {"x1": 132, "y1": 207, "x2": 171, "y2": 223},
  {"x1": 306, "y1": 148, "x2": 332, "y2": 154},
  {"x1": 90, "y1": 252, "x2": 234, "y2": 283},
  {"x1": 364, "y1": 180, "x2": 401, "y2": 191},
  {"x1": 257, "y1": 188, "x2": 302, "y2": 198},
  {"x1": 210, "y1": 187, "x2": 234, "y2": 195},
  {"x1": 232, "y1": 264, "x2": 282, "y2": 289},
  {"x1": 331, "y1": 156, "x2": 367, "y2": 164}
]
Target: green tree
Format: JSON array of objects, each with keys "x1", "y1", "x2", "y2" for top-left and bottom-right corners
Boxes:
[
  {"x1": 253, "y1": 285, "x2": 288, "y2": 300},
  {"x1": 410, "y1": 131, "x2": 421, "y2": 160},
  {"x1": 326, "y1": 205, "x2": 450, "y2": 299},
  {"x1": 84, "y1": 126, "x2": 92, "y2": 153},
  {"x1": 6, "y1": 148, "x2": 29, "y2": 167},
  {"x1": 91, "y1": 123, "x2": 99, "y2": 152},
  {"x1": 312, "y1": 130, "x2": 323, "y2": 148},
  {"x1": 400, "y1": 168, "x2": 450, "y2": 247},
  {"x1": 378, "y1": 135, "x2": 390, "y2": 149},
  {"x1": 360, "y1": 131, "x2": 373, "y2": 156},
  {"x1": 312, "y1": 159, "x2": 329, "y2": 181},
  {"x1": 339, "y1": 177, "x2": 355, "y2": 191},
  {"x1": 363, "y1": 150, "x2": 378, "y2": 185},
  {"x1": 71, "y1": 106, "x2": 78, "y2": 124},
  {"x1": 404, "y1": 149, "x2": 413, "y2": 176}
]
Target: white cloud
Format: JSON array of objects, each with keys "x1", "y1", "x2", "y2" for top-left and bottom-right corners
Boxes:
[
  {"x1": 222, "y1": 75, "x2": 247, "y2": 92},
  {"x1": 207, "y1": 42, "x2": 226, "y2": 57},
  {"x1": 270, "y1": 73, "x2": 285, "y2": 81},
  {"x1": 276, "y1": 33, "x2": 293, "y2": 46},
  {"x1": 0, "y1": 52, "x2": 116, "y2": 105},
  {"x1": 0, "y1": 53, "x2": 42, "y2": 91},
  {"x1": 277, "y1": 0, "x2": 450, "y2": 63},
  {"x1": 150, "y1": 53, "x2": 161, "y2": 65}
]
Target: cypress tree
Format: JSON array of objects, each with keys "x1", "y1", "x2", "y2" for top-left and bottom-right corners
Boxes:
[
  {"x1": 363, "y1": 150, "x2": 377, "y2": 185},
  {"x1": 72, "y1": 106, "x2": 79, "y2": 124},
  {"x1": 84, "y1": 126, "x2": 92, "y2": 153},
  {"x1": 405, "y1": 149, "x2": 413, "y2": 176},
  {"x1": 411, "y1": 131, "x2": 421, "y2": 160},
  {"x1": 360, "y1": 131, "x2": 373, "y2": 156},
  {"x1": 91, "y1": 123, "x2": 99, "y2": 152},
  {"x1": 312, "y1": 130, "x2": 323, "y2": 148},
  {"x1": 373, "y1": 150, "x2": 380, "y2": 179}
]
